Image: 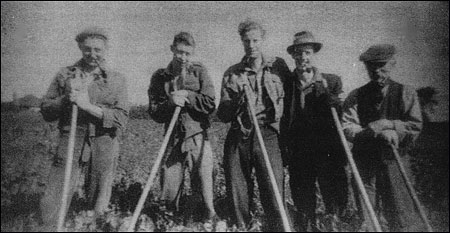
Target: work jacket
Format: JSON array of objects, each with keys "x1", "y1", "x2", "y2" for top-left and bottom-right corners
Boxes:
[
  {"x1": 218, "y1": 55, "x2": 290, "y2": 135},
  {"x1": 148, "y1": 61, "x2": 216, "y2": 139}
]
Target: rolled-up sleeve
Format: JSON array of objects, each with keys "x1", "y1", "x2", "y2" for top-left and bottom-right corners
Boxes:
[
  {"x1": 393, "y1": 86, "x2": 423, "y2": 146},
  {"x1": 185, "y1": 66, "x2": 216, "y2": 115},
  {"x1": 41, "y1": 70, "x2": 69, "y2": 122},
  {"x1": 101, "y1": 74, "x2": 129, "y2": 131}
]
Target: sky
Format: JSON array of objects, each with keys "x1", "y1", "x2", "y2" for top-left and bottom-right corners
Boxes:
[{"x1": 1, "y1": 1, "x2": 449, "y2": 119}]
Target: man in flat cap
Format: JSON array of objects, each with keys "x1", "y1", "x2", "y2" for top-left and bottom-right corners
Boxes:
[
  {"x1": 342, "y1": 44, "x2": 424, "y2": 231},
  {"x1": 217, "y1": 19, "x2": 291, "y2": 231},
  {"x1": 148, "y1": 32, "x2": 217, "y2": 225},
  {"x1": 40, "y1": 26, "x2": 129, "y2": 229},
  {"x1": 281, "y1": 31, "x2": 348, "y2": 231}
]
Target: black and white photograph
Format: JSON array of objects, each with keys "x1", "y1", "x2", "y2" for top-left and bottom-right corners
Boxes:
[{"x1": 1, "y1": 1, "x2": 448, "y2": 232}]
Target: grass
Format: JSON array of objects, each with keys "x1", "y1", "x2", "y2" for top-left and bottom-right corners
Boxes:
[{"x1": 1, "y1": 109, "x2": 448, "y2": 231}]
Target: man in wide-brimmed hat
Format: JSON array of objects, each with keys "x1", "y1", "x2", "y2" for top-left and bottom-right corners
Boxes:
[
  {"x1": 342, "y1": 44, "x2": 424, "y2": 231},
  {"x1": 281, "y1": 31, "x2": 348, "y2": 231}
]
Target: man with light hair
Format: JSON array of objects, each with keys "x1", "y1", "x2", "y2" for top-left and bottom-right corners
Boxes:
[
  {"x1": 40, "y1": 26, "x2": 129, "y2": 229},
  {"x1": 217, "y1": 19, "x2": 291, "y2": 231}
]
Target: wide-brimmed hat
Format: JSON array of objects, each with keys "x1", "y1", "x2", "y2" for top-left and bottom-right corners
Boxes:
[{"x1": 287, "y1": 31, "x2": 322, "y2": 54}]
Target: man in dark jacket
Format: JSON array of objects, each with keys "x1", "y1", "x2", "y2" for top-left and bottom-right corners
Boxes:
[
  {"x1": 282, "y1": 31, "x2": 348, "y2": 231},
  {"x1": 148, "y1": 32, "x2": 217, "y2": 223},
  {"x1": 342, "y1": 44, "x2": 423, "y2": 231}
]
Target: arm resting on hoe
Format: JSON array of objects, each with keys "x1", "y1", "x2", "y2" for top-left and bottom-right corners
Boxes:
[
  {"x1": 342, "y1": 87, "x2": 422, "y2": 147},
  {"x1": 184, "y1": 66, "x2": 216, "y2": 116}
]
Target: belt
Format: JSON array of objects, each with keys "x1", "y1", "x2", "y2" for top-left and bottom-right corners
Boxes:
[{"x1": 257, "y1": 119, "x2": 275, "y2": 127}]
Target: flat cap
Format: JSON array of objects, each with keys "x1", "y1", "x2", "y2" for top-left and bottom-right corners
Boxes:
[
  {"x1": 359, "y1": 44, "x2": 396, "y2": 62},
  {"x1": 75, "y1": 26, "x2": 109, "y2": 43}
]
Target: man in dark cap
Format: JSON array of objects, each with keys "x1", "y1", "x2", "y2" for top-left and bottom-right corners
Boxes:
[
  {"x1": 342, "y1": 44, "x2": 423, "y2": 231},
  {"x1": 40, "y1": 26, "x2": 129, "y2": 229},
  {"x1": 217, "y1": 19, "x2": 291, "y2": 231},
  {"x1": 281, "y1": 31, "x2": 348, "y2": 231}
]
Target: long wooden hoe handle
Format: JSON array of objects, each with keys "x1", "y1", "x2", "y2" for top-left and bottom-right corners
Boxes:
[
  {"x1": 127, "y1": 106, "x2": 182, "y2": 232},
  {"x1": 390, "y1": 144, "x2": 433, "y2": 232},
  {"x1": 57, "y1": 104, "x2": 78, "y2": 232},
  {"x1": 331, "y1": 107, "x2": 382, "y2": 232},
  {"x1": 243, "y1": 85, "x2": 292, "y2": 232}
]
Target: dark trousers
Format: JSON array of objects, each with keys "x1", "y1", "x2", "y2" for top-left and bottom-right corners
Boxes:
[
  {"x1": 223, "y1": 126, "x2": 284, "y2": 231},
  {"x1": 288, "y1": 135, "x2": 348, "y2": 228},
  {"x1": 354, "y1": 145, "x2": 426, "y2": 232}
]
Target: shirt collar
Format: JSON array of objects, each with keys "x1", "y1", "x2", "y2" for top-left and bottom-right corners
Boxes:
[
  {"x1": 164, "y1": 60, "x2": 193, "y2": 77},
  {"x1": 240, "y1": 54, "x2": 274, "y2": 73},
  {"x1": 295, "y1": 66, "x2": 322, "y2": 87},
  {"x1": 369, "y1": 77, "x2": 392, "y2": 89},
  {"x1": 74, "y1": 59, "x2": 108, "y2": 79}
]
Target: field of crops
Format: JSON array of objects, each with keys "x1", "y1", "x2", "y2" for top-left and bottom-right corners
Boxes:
[{"x1": 1, "y1": 109, "x2": 448, "y2": 232}]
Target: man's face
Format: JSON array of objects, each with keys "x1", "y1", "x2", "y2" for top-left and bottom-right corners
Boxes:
[
  {"x1": 365, "y1": 59, "x2": 396, "y2": 83},
  {"x1": 241, "y1": 29, "x2": 264, "y2": 58},
  {"x1": 79, "y1": 37, "x2": 107, "y2": 67},
  {"x1": 291, "y1": 45, "x2": 315, "y2": 70},
  {"x1": 171, "y1": 43, "x2": 195, "y2": 66}
]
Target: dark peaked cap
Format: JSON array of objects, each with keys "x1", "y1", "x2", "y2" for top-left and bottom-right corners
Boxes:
[
  {"x1": 75, "y1": 26, "x2": 109, "y2": 43},
  {"x1": 360, "y1": 44, "x2": 396, "y2": 62}
]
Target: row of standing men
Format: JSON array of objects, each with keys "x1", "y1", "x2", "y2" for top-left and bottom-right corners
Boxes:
[{"x1": 39, "y1": 19, "x2": 424, "y2": 232}]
